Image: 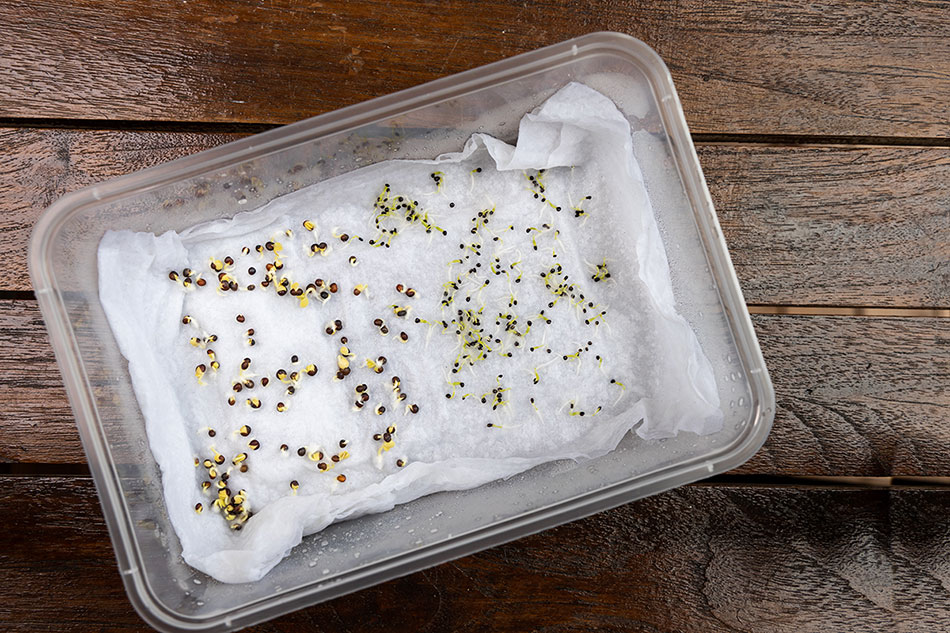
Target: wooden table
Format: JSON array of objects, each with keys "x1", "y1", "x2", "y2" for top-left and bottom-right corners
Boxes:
[{"x1": 3, "y1": 2, "x2": 949, "y2": 630}]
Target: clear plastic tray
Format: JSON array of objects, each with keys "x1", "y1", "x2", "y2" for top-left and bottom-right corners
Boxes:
[{"x1": 29, "y1": 32, "x2": 774, "y2": 632}]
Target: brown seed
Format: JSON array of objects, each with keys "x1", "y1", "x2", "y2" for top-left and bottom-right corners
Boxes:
[
  {"x1": 236, "y1": 314, "x2": 245, "y2": 323},
  {"x1": 355, "y1": 384, "x2": 367, "y2": 393},
  {"x1": 396, "y1": 459, "x2": 405, "y2": 467},
  {"x1": 246, "y1": 328, "x2": 255, "y2": 336},
  {"x1": 396, "y1": 284, "x2": 404, "y2": 293},
  {"x1": 325, "y1": 326, "x2": 334, "y2": 335},
  {"x1": 336, "y1": 474, "x2": 346, "y2": 483},
  {"x1": 383, "y1": 432, "x2": 392, "y2": 442},
  {"x1": 280, "y1": 444, "x2": 289, "y2": 452},
  {"x1": 399, "y1": 332, "x2": 408, "y2": 342},
  {"x1": 334, "y1": 319, "x2": 343, "y2": 330},
  {"x1": 208, "y1": 429, "x2": 216, "y2": 437},
  {"x1": 340, "y1": 336, "x2": 348, "y2": 344},
  {"x1": 297, "y1": 447, "x2": 306, "y2": 456},
  {"x1": 291, "y1": 355, "x2": 299, "y2": 363},
  {"x1": 329, "y1": 282, "x2": 339, "y2": 293},
  {"x1": 339, "y1": 439, "x2": 347, "y2": 448},
  {"x1": 233, "y1": 382, "x2": 244, "y2": 392},
  {"x1": 290, "y1": 480, "x2": 299, "y2": 490},
  {"x1": 406, "y1": 288, "x2": 416, "y2": 298},
  {"x1": 249, "y1": 440, "x2": 260, "y2": 450},
  {"x1": 336, "y1": 370, "x2": 345, "y2": 380},
  {"x1": 239, "y1": 425, "x2": 251, "y2": 436},
  {"x1": 409, "y1": 404, "x2": 419, "y2": 414},
  {"x1": 360, "y1": 392, "x2": 369, "y2": 402},
  {"x1": 241, "y1": 358, "x2": 251, "y2": 370},
  {"x1": 261, "y1": 377, "x2": 270, "y2": 386},
  {"x1": 318, "y1": 462, "x2": 328, "y2": 471},
  {"x1": 373, "y1": 433, "x2": 382, "y2": 441},
  {"x1": 196, "y1": 278, "x2": 207, "y2": 287},
  {"x1": 331, "y1": 455, "x2": 340, "y2": 463},
  {"x1": 380, "y1": 326, "x2": 389, "y2": 335},
  {"x1": 373, "y1": 318, "x2": 384, "y2": 327}
]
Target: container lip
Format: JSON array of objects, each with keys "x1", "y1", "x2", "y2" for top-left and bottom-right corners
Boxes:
[{"x1": 28, "y1": 30, "x2": 774, "y2": 632}]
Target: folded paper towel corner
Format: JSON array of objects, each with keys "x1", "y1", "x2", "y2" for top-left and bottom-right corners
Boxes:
[{"x1": 98, "y1": 82, "x2": 723, "y2": 583}]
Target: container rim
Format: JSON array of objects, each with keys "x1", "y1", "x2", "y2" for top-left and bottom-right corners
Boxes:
[{"x1": 29, "y1": 31, "x2": 774, "y2": 632}]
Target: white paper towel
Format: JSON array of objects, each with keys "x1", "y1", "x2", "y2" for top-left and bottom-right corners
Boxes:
[{"x1": 98, "y1": 82, "x2": 722, "y2": 583}]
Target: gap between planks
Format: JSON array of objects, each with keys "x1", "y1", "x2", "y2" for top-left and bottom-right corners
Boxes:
[
  {"x1": 0, "y1": 116, "x2": 949, "y2": 150},
  {"x1": 2, "y1": 462, "x2": 950, "y2": 491}
]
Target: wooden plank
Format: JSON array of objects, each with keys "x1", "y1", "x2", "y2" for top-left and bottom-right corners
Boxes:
[
  {"x1": 1, "y1": 1, "x2": 949, "y2": 137},
  {"x1": 3, "y1": 299, "x2": 948, "y2": 475},
  {"x1": 699, "y1": 144, "x2": 950, "y2": 308},
  {"x1": 5, "y1": 128, "x2": 950, "y2": 306},
  {"x1": 5, "y1": 477, "x2": 943, "y2": 632}
]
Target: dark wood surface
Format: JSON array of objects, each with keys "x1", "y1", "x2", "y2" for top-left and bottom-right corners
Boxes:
[
  {"x1": 3, "y1": 1, "x2": 949, "y2": 631},
  {"x1": 6, "y1": 476, "x2": 950, "y2": 632},
  {"x1": 2, "y1": 1, "x2": 950, "y2": 137}
]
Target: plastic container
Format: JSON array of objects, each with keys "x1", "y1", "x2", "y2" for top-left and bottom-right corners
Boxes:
[{"x1": 29, "y1": 32, "x2": 774, "y2": 631}]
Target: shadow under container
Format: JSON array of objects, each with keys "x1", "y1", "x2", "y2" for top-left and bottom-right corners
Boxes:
[{"x1": 29, "y1": 32, "x2": 774, "y2": 632}]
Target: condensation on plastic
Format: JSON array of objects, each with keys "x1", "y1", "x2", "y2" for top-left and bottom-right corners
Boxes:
[{"x1": 29, "y1": 32, "x2": 774, "y2": 632}]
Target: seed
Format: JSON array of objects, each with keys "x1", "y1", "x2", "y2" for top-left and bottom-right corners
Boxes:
[
  {"x1": 291, "y1": 355, "x2": 299, "y2": 363},
  {"x1": 261, "y1": 377, "x2": 270, "y2": 386},
  {"x1": 306, "y1": 364, "x2": 317, "y2": 376},
  {"x1": 195, "y1": 503, "x2": 203, "y2": 514},
  {"x1": 349, "y1": 256, "x2": 358, "y2": 266},
  {"x1": 318, "y1": 462, "x2": 328, "y2": 471},
  {"x1": 361, "y1": 392, "x2": 369, "y2": 402},
  {"x1": 406, "y1": 288, "x2": 416, "y2": 298},
  {"x1": 303, "y1": 220, "x2": 315, "y2": 231},
  {"x1": 331, "y1": 454, "x2": 340, "y2": 463},
  {"x1": 373, "y1": 433, "x2": 382, "y2": 441},
  {"x1": 386, "y1": 425, "x2": 396, "y2": 434},
  {"x1": 240, "y1": 464, "x2": 248, "y2": 473},
  {"x1": 310, "y1": 451, "x2": 323, "y2": 461},
  {"x1": 396, "y1": 459, "x2": 405, "y2": 467},
  {"x1": 228, "y1": 395, "x2": 236, "y2": 406},
  {"x1": 276, "y1": 402, "x2": 287, "y2": 412},
  {"x1": 248, "y1": 439, "x2": 260, "y2": 450},
  {"x1": 196, "y1": 278, "x2": 207, "y2": 287},
  {"x1": 280, "y1": 444, "x2": 289, "y2": 452},
  {"x1": 329, "y1": 282, "x2": 339, "y2": 293},
  {"x1": 409, "y1": 404, "x2": 419, "y2": 414},
  {"x1": 382, "y1": 432, "x2": 392, "y2": 442},
  {"x1": 339, "y1": 439, "x2": 348, "y2": 448},
  {"x1": 336, "y1": 475, "x2": 346, "y2": 483},
  {"x1": 297, "y1": 447, "x2": 306, "y2": 456},
  {"x1": 337, "y1": 355, "x2": 350, "y2": 370},
  {"x1": 374, "y1": 318, "x2": 383, "y2": 327},
  {"x1": 236, "y1": 314, "x2": 245, "y2": 323},
  {"x1": 290, "y1": 480, "x2": 299, "y2": 490},
  {"x1": 396, "y1": 284, "x2": 404, "y2": 293},
  {"x1": 232, "y1": 453, "x2": 247, "y2": 464},
  {"x1": 399, "y1": 332, "x2": 408, "y2": 342},
  {"x1": 208, "y1": 429, "x2": 216, "y2": 437},
  {"x1": 375, "y1": 405, "x2": 386, "y2": 415}
]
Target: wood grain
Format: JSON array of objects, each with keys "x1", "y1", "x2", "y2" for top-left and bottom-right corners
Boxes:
[
  {"x1": 1, "y1": 1, "x2": 950, "y2": 137},
  {"x1": 5, "y1": 128, "x2": 949, "y2": 306},
  {"x1": 3, "y1": 298, "x2": 947, "y2": 475},
  {"x1": 5, "y1": 476, "x2": 947, "y2": 632},
  {"x1": 699, "y1": 144, "x2": 950, "y2": 308}
]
